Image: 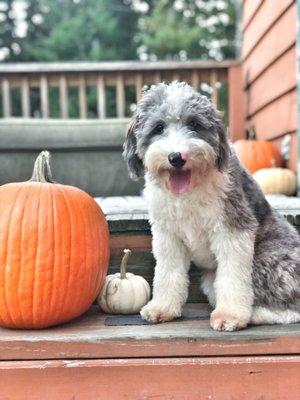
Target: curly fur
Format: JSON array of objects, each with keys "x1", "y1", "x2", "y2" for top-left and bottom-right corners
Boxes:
[{"x1": 123, "y1": 81, "x2": 300, "y2": 331}]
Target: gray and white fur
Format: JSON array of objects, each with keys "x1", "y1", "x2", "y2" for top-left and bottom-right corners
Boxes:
[{"x1": 123, "y1": 81, "x2": 300, "y2": 331}]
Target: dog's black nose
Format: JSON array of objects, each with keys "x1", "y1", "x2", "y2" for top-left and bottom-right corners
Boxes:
[{"x1": 168, "y1": 152, "x2": 186, "y2": 168}]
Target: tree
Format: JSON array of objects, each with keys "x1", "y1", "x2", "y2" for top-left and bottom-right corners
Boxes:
[
  {"x1": 1, "y1": 0, "x2": 141, "y2": 62},
  {"x1": 138, "y1": 0, "x2": 237, "y2": 61}
]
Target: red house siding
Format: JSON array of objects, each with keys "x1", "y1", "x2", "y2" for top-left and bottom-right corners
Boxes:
[{"x1": 242, "y1": 0, "x2": 297, "y2": 171}]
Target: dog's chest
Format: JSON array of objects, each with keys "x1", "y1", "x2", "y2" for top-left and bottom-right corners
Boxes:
[{"x1": 149, "y1": 191, "x2": 220, "y2": 270}]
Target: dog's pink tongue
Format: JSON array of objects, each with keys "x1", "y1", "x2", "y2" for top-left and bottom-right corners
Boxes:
[{"x1": 169, "y1": 170, "x2": 191, "y2": 194}]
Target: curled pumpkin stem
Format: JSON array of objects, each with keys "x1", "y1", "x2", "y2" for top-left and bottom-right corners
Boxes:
[
  {"x1": 30, "y1": 150, "x2": 55, "y2": 183},
  {"x1": 120, "y1": 249, "x2": 132, "y2": 279}
]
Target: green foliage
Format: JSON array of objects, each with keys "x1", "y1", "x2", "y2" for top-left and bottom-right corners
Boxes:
[{"x1": 139, "y1": 0, "x2": 237, "y2": 60}]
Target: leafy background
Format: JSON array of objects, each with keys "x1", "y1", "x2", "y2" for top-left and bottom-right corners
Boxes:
[{"x1": 0, "y1": 0, "x2": 238, "y2": 118}]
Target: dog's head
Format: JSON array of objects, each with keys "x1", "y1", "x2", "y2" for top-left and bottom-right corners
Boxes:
[{"x1": 123, "y1": 81, "x2": 230, "y2": 194}]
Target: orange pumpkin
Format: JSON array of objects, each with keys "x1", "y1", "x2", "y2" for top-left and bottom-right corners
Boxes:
[
  {"x1": 233, "y1": 139, "x2": 283, "y2": 174},
  {"x1": 0, "y1": 151, "x2": 109, "y2": 329}
]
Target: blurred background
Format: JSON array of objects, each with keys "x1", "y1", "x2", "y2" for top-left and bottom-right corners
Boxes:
[{"x1": 0, "y1": 0, "x2": 298, "y2": 200}]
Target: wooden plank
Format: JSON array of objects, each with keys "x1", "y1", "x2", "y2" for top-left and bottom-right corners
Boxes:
[
  {"x1": 247, "y1": 47, "x2": 296, "y2": 116},
  {"x1": 1, "y1": 78, "x2": 11, "y2": 118},
  {"x1": 97, "y1": 75, "x2": 106, "y2": 118},
  {"x1": 116, "y1": 73, "x2": 125, "y2": 118},
  {"x1": 242, "y1": 0, "x2": 294, "y2": 60},
  {"x1": 191, "y1": 70, "x2": 199, "y2": 91},
  {"x1": 210, "y1": 70, "x2": 218, "y2": 106},
  {"x1": 0, "y1": 60, "x2": 237, "y2": 74},
  {"x1": 0, "y1": 356, "x2": 299, "y2": 400},
  {"x1": 135, "y1": 73, "x2": 143, "y2": 102},
  {"x1": 59, "y1": 75, "x2": 68, "y2": 119},
  {"x1": 228, "y1": 64, "x2": 245, "y2": 141},
  {"x1": 21, "y1": 77, "x2": 30, "y2": 117},
  {"x1": 40, "y1": 75, "x2": 49, "y2": 118},
  {"x1": 242, "y1": 0, "x2": 264, "y2": 30},
  {"x1": 243, "y1": 3, "x2": 296, "y2": 85},
  {"x1": 78, "y1": 75, "x2": 87, "y2": 118},
  {"x1": 248, "y1": 90, "x2": 297, "y2": 141},
  {"x1": 0, "y1": 304, "x2": 299, "y2": 361}
]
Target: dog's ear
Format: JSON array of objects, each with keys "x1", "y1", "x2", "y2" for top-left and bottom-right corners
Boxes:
[
  {"x1": 216, "y1": 121, "x2": 230, "y2": 171},
  {"x1": 123, "y1": 114, "x2": 144, "y2": 180}
]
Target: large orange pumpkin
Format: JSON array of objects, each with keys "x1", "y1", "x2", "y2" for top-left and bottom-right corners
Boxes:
[
  {"x1": 0, "y1": 151, "x2": 109, "y2": 329},
  {"x1": 233, "y1": 139, "x2": 283, "y2": 174}
]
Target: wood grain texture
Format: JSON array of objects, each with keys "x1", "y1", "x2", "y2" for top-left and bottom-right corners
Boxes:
[
  {"x1": 243, "y1": 3, "x2": 296, "y2": 85},
  {"x1": 228, "y1": 64, "x2": 246, "y2": 140},
  {"x1": 0, "y1": 356, "x2": 299, "y2": 400},
  {"x1": 247, "y1": 46, "x2": 296, "y2": 116},
  {"x1": 248, "y1": 90, "x2": 297, "y2": 141},
  {"x1": 0, "y1": 304, "x2": 299, "y2": 361},
  {"x1": 242, "y1": 0, "x2": 295, "y2": 59},
  {"x1": 242, "y1": 0, "x2": 263, "y2": 31}
]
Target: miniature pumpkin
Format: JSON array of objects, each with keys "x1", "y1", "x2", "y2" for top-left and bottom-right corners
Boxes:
[
  {"x1": 0, "y1": 151, "x2": 109, "y2": 329},
  {"x1": 253, "y1": 168, "x2": 297, "y2": 196},
  {"x1": 98, "y1": 249, "x2": 151, "y2": 314},
  {"x1": 233, "y1": 139, "x2": 283, "y2": 174}
]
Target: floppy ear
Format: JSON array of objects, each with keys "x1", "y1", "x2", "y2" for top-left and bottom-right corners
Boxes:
[
  {"x1": 216, "y1": 121, "x2": 230, "y2": 171},
  {"x1": 123, "y1": 114, "x2": 144, "y2": 180}
]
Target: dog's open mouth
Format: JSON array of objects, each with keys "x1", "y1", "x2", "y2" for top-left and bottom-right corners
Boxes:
[{"x1": 169, "y1": 169, "x2": 191, "y2": 194}]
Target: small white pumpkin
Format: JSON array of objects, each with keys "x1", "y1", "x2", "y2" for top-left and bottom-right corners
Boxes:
[
  {"x1": 253, "y1": 168, "x2": 297, "y2": 196},
  {"x1": 98, "y1": 249, "x2": 151, "y2": 314}
]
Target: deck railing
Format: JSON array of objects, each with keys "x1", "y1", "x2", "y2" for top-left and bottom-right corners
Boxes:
[{"x1": 0, "y1": 60, "x2": 240, "y2": 119}]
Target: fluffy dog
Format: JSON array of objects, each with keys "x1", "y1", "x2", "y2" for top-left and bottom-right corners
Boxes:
[{"x1": 123, "y1": 81, "x2": 300, "y2": 331}]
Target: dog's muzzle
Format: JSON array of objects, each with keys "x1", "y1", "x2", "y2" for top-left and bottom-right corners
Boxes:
[{"x1": 168, "y1": 152, "x2": 186, "y2": 168}]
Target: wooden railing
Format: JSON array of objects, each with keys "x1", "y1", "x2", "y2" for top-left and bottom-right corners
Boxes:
[{"x1": 0, "y1": 60, "x2": 239, "y2": 121}]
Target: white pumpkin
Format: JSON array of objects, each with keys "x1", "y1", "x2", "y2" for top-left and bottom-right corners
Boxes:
[
  {"x1": 98, "y1": 249, "x2": 151, "y2": 314},
  {"x1": 253, "y1": 168, "x2": 297, "y2": 196}
]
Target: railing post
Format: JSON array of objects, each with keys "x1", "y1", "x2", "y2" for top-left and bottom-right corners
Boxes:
[
  {"x1": 135, "y1": 73, "x2": 143, "y2": 103},
  {"x1": 2, "y1": 78, "x2": 11, "y2": 118},
  {"x1": 21, "y1": 77, "x2": 30, "y2": 118},
  {"x1": 116, "y1": 73, "x2": 125, "y2": 118},
  {"x1": 228, "y1": 64, "x2": 246, "y2": 142},
  {"x1": 210, "y1": 70, "x2": 218, "y2": 107},
  {"x1": 79, "y1": 75, "x2": 87, "y2": 118},
  {"x1": 191, "y1": 70, "x2": 200, "y2": 91},
  {"x1": 40, "y1": 75, "x2": 49, "y2": 118},
  {"x1": 97, "y1": 75, "x2": 106, "y2": 119},
  {"x1": 59, "y1": 75, "x2": 69, "y2": 119}
]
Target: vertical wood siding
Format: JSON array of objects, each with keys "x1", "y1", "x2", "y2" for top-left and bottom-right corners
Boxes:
[{"x1": 242, "y1": 0, "x2": 297, "y2": 170}]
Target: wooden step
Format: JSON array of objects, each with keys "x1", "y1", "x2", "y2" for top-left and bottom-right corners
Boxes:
[{"x1": 0, "y1": 304, "x2": 299, "y2": 399}]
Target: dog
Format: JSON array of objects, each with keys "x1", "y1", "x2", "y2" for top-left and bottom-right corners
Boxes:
[{"x1": 123, "y1": 81, "x2": 300, "y2": 331}]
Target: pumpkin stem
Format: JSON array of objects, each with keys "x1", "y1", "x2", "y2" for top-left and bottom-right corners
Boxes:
[
  {"x1": 120, "y1": 249, "x2": 131, "y2": 279},
  {"x1": 30, "y1": 151, "x2": 55, "y2": 183}
]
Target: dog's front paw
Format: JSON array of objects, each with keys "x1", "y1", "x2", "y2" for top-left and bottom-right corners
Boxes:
[
  {"x1": 210, "y1": 309, "x2": 249, "y2": 332},
  {"x1": 140, "y1": 300, "x2": 181, "y2": 323}
]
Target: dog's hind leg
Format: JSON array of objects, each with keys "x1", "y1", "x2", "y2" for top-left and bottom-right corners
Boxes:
[{"x1": 250, "y1": 306, "x2": 300, "y2": 325}]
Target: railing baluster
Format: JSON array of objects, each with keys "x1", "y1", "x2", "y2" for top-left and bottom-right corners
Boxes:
[
  {"x1": 97, "y1": 75, "x2": 106, "y2": 118},
  {"x1": 135, "y1": 73, "x2": 143, "y2": 102},
  {"x1": 79, "y1": 75, "x2": 87, "y2": 118},
  {"x1": 191, "y1": 70, "x2": 200, "y2": 92},
  {"x1": 40, "y1": 75, "x2": 49, "y2": 118},
  {"x1": 172, "y1": 72, "x2": 180, "y2": 82},
  {"x1": 2, "y1": 78, "x2": 11, "y2": 118},
  {"x1": 154, "y1": 72, "x2": 161, "y2": 84},
  {"x1": 59, "y1": 75, "x2": 68, "y2": 119},
  {"x1": 210, "y1": 70, "x2": 218, "y2": 106},
  {"x1": 116, "y1": 73, "x2": 125, "y2": 118},
  {"x1": 21, "y1": 77, "x2": 30, "y2": 117}
]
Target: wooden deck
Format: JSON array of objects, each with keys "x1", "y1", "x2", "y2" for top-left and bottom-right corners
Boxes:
[
  {"x1": 0, "y1": 195, "x2": 300, "y2": 399},
  {"x1": 0, "y1": 304, "x2": 299, "y2": 399}
]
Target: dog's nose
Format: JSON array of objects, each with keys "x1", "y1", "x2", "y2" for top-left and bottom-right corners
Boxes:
[{"x1": 168, "y1": 152, "x2": 186, "y2": 168}]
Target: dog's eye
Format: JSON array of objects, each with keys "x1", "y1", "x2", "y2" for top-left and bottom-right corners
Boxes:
[
  {"x1": 154, "y1": 123, "x2": 164, "y2": 134},
  {"x1": 187, "y1": 119, "x2": 199, "y2": 130}
]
